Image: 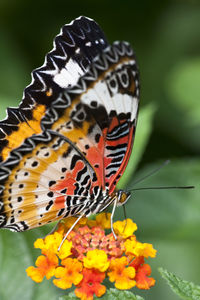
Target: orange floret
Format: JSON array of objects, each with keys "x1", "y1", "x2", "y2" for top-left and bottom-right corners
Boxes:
[
  {"x1": 53, "y1": 258, "x2": 83, "y2": 289},
  {"x1": 26, "y1": 250, "x2": 58, "y2": 282},
  {"x1": 132, "y1": 242, "x2": 157, "y2": 258},
  {"x1": 108, "y1": 256, "x2": 136, "y2": 289},
  {"x1": 135, "y1": 264, "x2": 156, "y2": 289},
  {"x1": 75, "y1": 268, "x2": 106, "y2": 300}
]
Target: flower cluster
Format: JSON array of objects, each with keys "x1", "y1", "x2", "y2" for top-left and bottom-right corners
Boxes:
[{"x1": 26, "y1": 213, "x2": 156, "y2": 300}]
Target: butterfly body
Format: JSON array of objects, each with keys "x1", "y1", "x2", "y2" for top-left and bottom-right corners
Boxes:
[{"x1": 0, "y1": 17, "x2": 139, "y2": 232}]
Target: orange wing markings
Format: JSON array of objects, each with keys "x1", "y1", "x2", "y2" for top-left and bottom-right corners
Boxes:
[
  {"x1": 53, "y1": 196, "x2": 66, "y2": 210},
  {"x1": 51, "y1": 160, "x2": 85, "y2": 210},
  {"x1": 85, "y1": 135, "x2": 105, "y2": 188},
  {"x1": 3, "y1": 137, "x2": 71, "y2": 225},
  {"x1": 2, "y1": 104, "x2": 46, "y2": 161},
  {"x1": 1, "y1": 125, "x2": 104, "y2": 229},
  {"x1": 50, "y1": 101, "x2": 105, "y2": 189},
  {"x1": 27, "y1": 212, "x2": 62, "y2": 228},
  {"x1": 4, "y1": 174, "x2": 38, "y2": 222}
]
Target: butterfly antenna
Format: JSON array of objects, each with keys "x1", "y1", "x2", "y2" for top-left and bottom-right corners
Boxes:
[
  {"x1": 129, "y1": 185, "x2": 194, "y2": 192},
  {"x1": 122, "y1": 205, "x2": 128, "y2": 234},
  {"x1": 128, "y1": 160, "x2": 171, "y2": 189},
  {"x1": 123, "y1": 204, "x2": 127, "y2": 220}
]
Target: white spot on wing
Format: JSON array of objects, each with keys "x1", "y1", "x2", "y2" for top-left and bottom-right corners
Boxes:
[
  {"x1": 131, "y1": 97, "x2": 138, "y2": 121},
  {"x1": 81, "y1": 58, "x2": 139, "y2": 120},
  {"x1": 94, "y1": 81, "x2": 114, "y2": 113},
  {"x1": 81, "y1": 80, "x2": 137, "y2": 120},
  {"x1": 53, "y1": 58, "x2": 85, "y2": 88},
  {"x1": 111, "y1": 93, "x2": 124, "y2": 116},
  {"x1": 86, "y1": 41, "x2": 92, "y2": 46}
]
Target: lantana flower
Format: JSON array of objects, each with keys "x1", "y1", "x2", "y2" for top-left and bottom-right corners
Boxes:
[
  {"x1": 83, "y1": 249, "x2": 110, "y2": 272},
  {"x1": 26, "y1": 250, "x2": 58, "y2": 282},
  {"x1": 53, "y1": 258, "x2": 83, "y2": 289},
  {"x1": 107, "y1": 256, "x2": 136, "y2": 289},
  {"x1": 75, "y1": 268, "x2": 106, "y2": 300},
  {"x1": 26, "y1": 213, "x2": 156, "y2": 300}
]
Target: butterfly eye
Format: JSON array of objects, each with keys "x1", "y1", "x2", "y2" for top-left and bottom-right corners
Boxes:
[{"x1": 117, "y1": 190, "x2": 131, "y2": 206}]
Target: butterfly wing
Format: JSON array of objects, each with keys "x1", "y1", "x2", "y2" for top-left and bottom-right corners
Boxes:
[
  {"x1": 80, "y1": 41, "x2": 139, "y2": 194},
  {"x1": 0, "y1": 16, "x2": 108, "y2": 163},
  {"x1": 43, "y1": 41, "x2": 139, "y2": 194},
  {"x1": 0, "y1": 19, "x2": 139, "y2": 231}
]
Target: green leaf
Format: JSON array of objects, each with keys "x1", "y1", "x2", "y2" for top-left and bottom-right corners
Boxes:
[
  {"x1": 117, "y1": 103, "x2": 156, "y2": 189},
  {"x1": 59, "y1": 293, "x2": 76, "y2": 300},
  {"x1": 125, "y1": 158, "x2": 200, "y2": 240},
  {"x1": 101, "y1": 289, "x2": 144, "y2": 300},
  {"x1": 159, "y1": 267, "x2": 200, "y2": 300},
  {"x1": 0, "y1": 228, "x2": 62, "y2": 300},
  {"x1": 0, "y1": 231, "x2": 33, "y2": 300},
  {"x1": 60, "y1": 289, "x2": 144, "y2": 300}
]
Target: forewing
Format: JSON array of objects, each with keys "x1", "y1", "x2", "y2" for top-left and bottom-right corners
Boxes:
[{"x1": 0, "y1": 16, "x2": 108, "y2": 163}]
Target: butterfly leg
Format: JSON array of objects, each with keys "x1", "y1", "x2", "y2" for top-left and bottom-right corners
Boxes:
[
  {"x1": 110, "y1": 197, "x2": 118, "y2": 240},
  {"x1": 45, "y1": 220, "x2": 61, "y2": 237},
  {"x1": 122, "y1": 205, "x2": 128, "y2": 233},
  {"x1": 58, "y1": 213, "x2": 84, "y2": 251}
]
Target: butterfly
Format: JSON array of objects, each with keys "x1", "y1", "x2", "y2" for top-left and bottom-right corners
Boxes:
[{"x1": 0, "y1": 16, "x2": 139, "y2": 232}]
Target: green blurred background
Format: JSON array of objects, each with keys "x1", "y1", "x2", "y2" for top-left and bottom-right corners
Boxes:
[{"x1": 0, "y1": 1, "x2": 199, "y2": 299}]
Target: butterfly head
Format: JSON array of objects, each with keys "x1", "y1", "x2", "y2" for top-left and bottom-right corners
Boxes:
[{"x1": 116, "y1": 190, "x2": 131, "y2": 206}]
